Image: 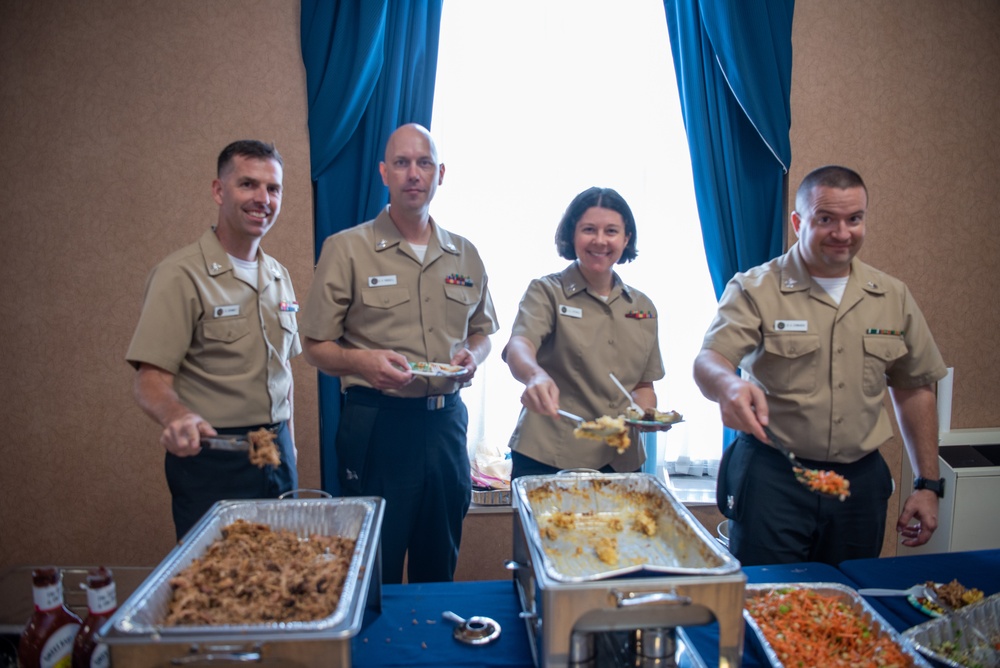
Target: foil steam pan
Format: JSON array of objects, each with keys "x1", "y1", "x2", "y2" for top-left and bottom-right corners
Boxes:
[
  {"x1": 902, "y1": 592, "x2": 1000, "y2": 668},
  {"x1": 744, "y1": 583, "x2": 932, "y2": 668},
  {"x1": 512, "y1": 472, "x2": 740, "y2": 582},
  {"x1": 100, "y1": 497, "x2": 383, "y2": 644}
]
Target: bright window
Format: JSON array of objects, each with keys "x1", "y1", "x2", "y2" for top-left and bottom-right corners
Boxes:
[{"x1": 431, "y1": 0, "x2": 723, "y2": 478}]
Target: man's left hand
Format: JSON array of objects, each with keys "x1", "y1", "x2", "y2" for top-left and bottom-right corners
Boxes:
[{"x1": 896, "y1": 489, "x2": 939, "y2": 547}]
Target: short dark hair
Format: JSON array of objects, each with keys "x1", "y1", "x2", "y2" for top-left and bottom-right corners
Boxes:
[
  {"x1": 217, "y1": 140, "x2": 283, "y2": 176},
  {"x1": 795, "y1": 165, "x2": 867, "y2": 213},
  {"x1": 554, "y1": 187, "x2": 639, "y2": 263}
]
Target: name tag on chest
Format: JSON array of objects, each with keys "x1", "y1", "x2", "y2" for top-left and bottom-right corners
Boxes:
[
  {"x1": 214, "y1": 304, "x2": 240, "y2": 318},
  {"x1": 559, "y1": 305, "x2": 583, "y2": 319},
  {"x1": 774, "y1": 319, "x2": 808, "y2": 332},
  {"x1": 368, "y1": 275, "x2": 398, "y2": 287}
]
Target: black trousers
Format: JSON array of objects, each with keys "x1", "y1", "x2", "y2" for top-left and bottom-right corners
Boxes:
[
  {"x1": 165, "y1": 420, "x2": 297, "y2": 541},
  {"x1": 338, "y1": 388, "x2": 472, "y2": 585},
  {"x1": 510, "y1": 450, "x2": 620, "y2": 479},
  {"x1": 717, "y1": 432, "x2": 892, "y2": 566}
]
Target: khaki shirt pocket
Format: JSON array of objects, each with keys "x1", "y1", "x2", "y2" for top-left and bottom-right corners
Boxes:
[
  {"x1": 862, "y1": 335, "x2": 908, "y2": 396},
  {"x1": 199, "y1": 316, "x2": 252, "y2": 375},
  {"x1": 360, "y1": 286, "x2": 416, "y2": 344},
  {"x1": 759, "y1": 333, "x2": 821, "y2": 395},
  {"x1": 278, "y1": 312, "x2": 299, "y2": 359},
  {"x1": 444, "y1": 284, "x2": 479, "y2": 336}
]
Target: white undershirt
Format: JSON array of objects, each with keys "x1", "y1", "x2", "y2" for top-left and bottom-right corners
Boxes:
[
  {"x1": 813, "y1": 275, "x2": 849, "y2": 305},
  {"x1": 229, "y1": 255, "x2": 259, "y2": 288},
  {"x1": 409, "y1": 243, "x2": 428, "y2": 263}
]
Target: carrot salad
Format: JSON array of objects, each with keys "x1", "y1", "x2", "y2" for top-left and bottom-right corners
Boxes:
[
  {"x1": 745, "y1": 588, "x2": 914, "y2": 667},
  {"x1": 794, "y1": 466, "x2": 851, "y2": 501}
]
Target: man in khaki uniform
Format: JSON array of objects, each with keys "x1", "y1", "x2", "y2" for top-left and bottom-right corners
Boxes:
[
  {"x1": 301, "y1": 124, "x2": 498, "y2": 584},
  {"x1": 694, "y1": 165, "x2": 946, "y2": 566},
  {"x1": 127, "y1": 140, "x2": 300, "y2": 540}
]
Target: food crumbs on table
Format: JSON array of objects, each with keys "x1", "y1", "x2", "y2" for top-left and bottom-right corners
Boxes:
[
  {"x1": 385, "y1": 638, "x2": 391, "y2": 643},
  {"x1": 426, "y1": 620, "x2": 436, "y2": 624},
  {"x1": 412, "y1": 619, "x2": 419, "y2": 625},
  {"x1": 421, "y1": 642, "x2": 428, "y2": 649},
  {"x1": 362, "y1": 638, "x2": 368, "y2": 643}
]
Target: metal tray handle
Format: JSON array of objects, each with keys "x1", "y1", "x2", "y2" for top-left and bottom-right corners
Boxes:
[{"x1": 612, "y1": 588, "x2": 693, "y2": 608}]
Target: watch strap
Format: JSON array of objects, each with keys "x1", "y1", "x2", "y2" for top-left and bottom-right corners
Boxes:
[{"x1": 913, "y1": 476, "x2": 945, "y2": 497}]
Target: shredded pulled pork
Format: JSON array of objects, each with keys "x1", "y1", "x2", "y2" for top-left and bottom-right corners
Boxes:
[
  {"x1": 164, "y1": 519, "x2": 356, "y2": 625},
  {"x1": 248, "y1": 428, "x2": 281, "y2": 469}
]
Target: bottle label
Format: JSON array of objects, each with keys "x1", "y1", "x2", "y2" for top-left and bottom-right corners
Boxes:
[
  {"x1": 88, "y1": 643, "x2": 111, "y2": 668},
  {"x1": 33, "y1": 583, "x2": 64, "y2": 611},
  {"x1": 39, "y1": 623, "x2": 79, "y2": 668},
  {"x1": 86, "y1": 582, "x2": 117, "y2": 615}
]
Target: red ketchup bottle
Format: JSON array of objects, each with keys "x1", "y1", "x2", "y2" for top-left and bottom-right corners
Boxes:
[
  {"x1": 71, "y1": 567, "x2": 116, "y2": 668},
  {"x1": 17, "y1": 567, "x2": 82, "y2": 668}
]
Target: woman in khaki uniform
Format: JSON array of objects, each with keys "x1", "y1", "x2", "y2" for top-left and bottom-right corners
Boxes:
[{"x1": 503, "y1": 187, "x2": 665, "y2": 478}]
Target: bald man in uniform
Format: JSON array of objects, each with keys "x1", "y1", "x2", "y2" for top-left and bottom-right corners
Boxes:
[{"x1": 301, "y1": 124, "x2": 498, "y2": 584}]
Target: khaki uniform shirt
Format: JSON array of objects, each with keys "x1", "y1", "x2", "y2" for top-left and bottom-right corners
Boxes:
[
  {"x1": 702, "y1": 242, "x2": 946, "y2": 463},
  {"x1": 300, "y1": 207, "x2": 499, "y2": 398},
  {"x1": 504, "y1": 263, "x2": 665, "y2": 471},
  {"x1": 126, "y1": 228, "x2": 301, "y2": 427}
]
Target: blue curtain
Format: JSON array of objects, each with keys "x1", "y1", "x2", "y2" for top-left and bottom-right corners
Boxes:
[
  {"x1": 300, "y1": 0, "x2": 444, "y2": 493},
  {"x1": 663, "y1": 0, "x2": 794, "y2": 300},
  {"x1": 663, "y1": 0, "x2": 794, "y2": 451}
]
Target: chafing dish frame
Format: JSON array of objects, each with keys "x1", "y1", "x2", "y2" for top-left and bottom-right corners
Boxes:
[
  {"x1": 510, "y1": 472, "x2": 746, "y2": 668},
  {"x1": 97, "y1": 497, "x2": 384, "y2": 667}
]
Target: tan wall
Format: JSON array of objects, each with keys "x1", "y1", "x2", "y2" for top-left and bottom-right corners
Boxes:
[{"x1": 1, "y1": 1, "x2": 997, "y2": 577}]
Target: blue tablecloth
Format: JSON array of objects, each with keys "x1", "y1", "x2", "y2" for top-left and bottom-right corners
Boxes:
[
  {"x1": 351, "y1": 551, "x2": 1000, "y2": 666},
  {"x1": 840, "y1": 548, "x2": 1000, "y2": 631}
]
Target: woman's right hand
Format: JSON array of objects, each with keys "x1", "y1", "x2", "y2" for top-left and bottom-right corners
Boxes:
[{"x1": 521, "y1": 371, "x2": 560, "y2": 417}]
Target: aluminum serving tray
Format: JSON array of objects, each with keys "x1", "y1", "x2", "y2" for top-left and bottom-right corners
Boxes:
[
  {"x1": 512, "y1": 472, "x2": 740, "y2": 582},
  {"x1": 902, "y1": 592, "x2": 1000, "y2": 668},
  {"x1": 99, "y1": 497, "x2": 383, "y2": 660},
  {"x1": 744, "y1": 583, "x2": 932, "y2": 668}
]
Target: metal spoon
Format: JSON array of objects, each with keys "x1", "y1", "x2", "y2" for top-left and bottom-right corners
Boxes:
[
  {"x1": 441, "y1": 610, "x2": 501, "y2": 645},
  {"x1": 762, "y1": 426, "x2": 850, "y2": 500},
  {"x1": 608, "y1": 372, "x2": 643, "y2": 413}
]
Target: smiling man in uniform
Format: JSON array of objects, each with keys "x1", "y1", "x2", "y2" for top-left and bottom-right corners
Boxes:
[
  {"x1": 127, "y1": 140, "x2": 300, "y2": 540},
  {"x1": 694, "y1": 165, "x2": 947, "y2": 566}
]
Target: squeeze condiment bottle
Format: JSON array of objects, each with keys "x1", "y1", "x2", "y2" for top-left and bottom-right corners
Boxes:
[
  {"x1": 17, "y1": 567, "x2": 82, "y2": 668},
  {"x1": 71, "y1": 567, "x2": 116, "y2": 668}
]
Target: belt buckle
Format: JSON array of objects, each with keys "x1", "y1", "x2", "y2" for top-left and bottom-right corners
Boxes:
[{"x1": 427, "y1": 395, "x2": 446, "y2": 411}]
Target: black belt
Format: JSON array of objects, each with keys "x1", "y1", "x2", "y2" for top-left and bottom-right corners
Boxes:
[
  {"x1": 345, "y1": 386, "x2": 459, "y2": 411},
  {"x1": 214, "y1": 421, "x2": 283, "y2": 435}
]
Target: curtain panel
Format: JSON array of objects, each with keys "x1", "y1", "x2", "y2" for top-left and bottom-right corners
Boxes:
[
  {"x1": 663, "y1": 0, "x2": 794, "y2": 299},
  {"x1": 300, "y1": 0, "x2": 444, "y2": 493}
]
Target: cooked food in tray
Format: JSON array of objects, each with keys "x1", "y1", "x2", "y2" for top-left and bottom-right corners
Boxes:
[
  {"x1": 572, "y1": 415, "x2": 630, "y2": 453},
  {"x1": 165, "y1": 519, "x2": 356, "y2": 625},
  {"x1": 745, "y1": 584, "x2": 926, "y2": 667},
  {"x1": 518, "y1": 474, "x2": 736, "y2": 580},
  {"x1": 903, "y1": 592, "x2": 1000, "y2": 668}
]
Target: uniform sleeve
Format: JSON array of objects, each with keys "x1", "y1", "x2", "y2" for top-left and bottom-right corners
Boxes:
[
  {"x1": 700, "y1": 277, "x2": 764, "y2": 369},
  {"x1": 509, "y1": 278, "x2": 556, "y2": 350},
  {"x1": 299, "y1": 234, "x2": 354, "y2": 342},
  {"x1": 642, "y1": 303, "x2": 666, "y2": 383},
  {"x1": 887, "y1": 285, "x2": 947, "y2": 388},
  {"x1": 125, "y1": 264, "x2": 201, "y2": 373}
]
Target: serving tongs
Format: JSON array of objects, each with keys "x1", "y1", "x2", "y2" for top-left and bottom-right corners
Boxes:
[
  {"x1": 763, "y1": 425, "x2": 850, "y2": 501},
  {"x1": 199, "y1": 434, "x2": 251, "y2": 452},
  {"x1": 557, "y1": 409, "x2": 625, "y2": 437}
]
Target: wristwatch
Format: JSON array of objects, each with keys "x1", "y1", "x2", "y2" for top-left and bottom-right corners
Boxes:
[{"x1": 913, "y1": 477, "x2": 945, "y2": 497}]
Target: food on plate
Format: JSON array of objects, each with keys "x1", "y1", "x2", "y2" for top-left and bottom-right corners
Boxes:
[
  {"x1": 624, "y1": 406, "x2": 684, "y2": 425},
  {"x1": 745, "y1": 587, "x2": 915, "y2": 667},
  {"x1": 918, "y1": 579, "x2": 985, "y2": 613},
  {"x1": 248, "y1": 428, "x2": 280, "y2": 469},
  {"x1": 794, "y1": 466, "x2": 851, "y2": 501},
  {"x1": 164, "y1": 519, "x2": 356, "y2": 625},
  {"x1": 573, "y1": 415, "x2": 631, "y2": 453},
  {"x1": 408, "y1": 361, "x2": 464, "y2": 376}
]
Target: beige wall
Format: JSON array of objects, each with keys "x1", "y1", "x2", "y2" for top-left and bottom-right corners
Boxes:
[{"x1": 1, "y1": 1, "x2": 997, "y2": 577}]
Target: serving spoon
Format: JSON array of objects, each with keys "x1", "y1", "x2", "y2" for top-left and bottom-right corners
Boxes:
[{"x1": 762, "y1": 426, "x2": 850, "y2": 501}]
